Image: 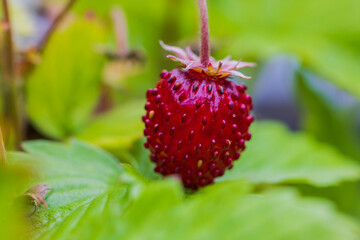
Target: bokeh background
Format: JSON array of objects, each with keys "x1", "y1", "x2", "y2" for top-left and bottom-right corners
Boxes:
[{"x1": 1, "y1": 0, "x2": 360, "y2": 239}]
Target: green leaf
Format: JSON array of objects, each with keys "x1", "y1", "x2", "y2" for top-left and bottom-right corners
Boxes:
[
  {"x1": 114, "y1": 139, "x2": 161, "y2": 181},
  {"x1": 296, "y1": 182, "x2": 360, "y2": 220},
  {"x1": 294, "y1": 71, "x2": 360, "y2": 219},
  {"x1": 8, "y1": 140, "x2": 140, "y2": 238},
  {"x1": 224, "y1": 34, "x2": 360, "y2": 100},
  {"x1": 35, "y1": 179, "x2": 360, "y2": 240},
  {"x1": 74, "y1": 0, "x2": 119, "y2": 16},
  {"x1": 296, "y1": 70, "x2": 360, "y2": 159},
  {"x1": 0, "y1": 167, "x2": 31, "y2": 240},
  {"x1": 34, "y1": 189, "x2": 131, "y2": 240},
  {"x1": 76, "y1": 0, "x2": 171, "y2": 98},
  {"x1": 10, "y1": 139, "x2": 360, "y2": 240},
  {"x1": 218, "y1": 121, "x2": 360, "y2": 186},
  {"x1": 26, "y1": 18, "x2": 106, "y2": 139},
  {"x1": 76, "y1": 99, "x2": 145, "y2": 149}
]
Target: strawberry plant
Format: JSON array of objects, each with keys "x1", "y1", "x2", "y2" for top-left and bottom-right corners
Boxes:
[{"x1": 1, "y1": 0, "x2": 360, "y2": 239}]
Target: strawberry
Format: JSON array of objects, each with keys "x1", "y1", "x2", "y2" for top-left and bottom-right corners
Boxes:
[{"x1": 143, "y1": 0, "x2": 255, "y2": 189}]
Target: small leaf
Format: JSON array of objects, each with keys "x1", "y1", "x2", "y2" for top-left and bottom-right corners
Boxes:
[
  {"x1": 76, "y1": 99, "x2": 145, "y2": 149},
  {"x1": 218, "y1": 121, "x2": 360, "y2": 186},
  {"x1": 115, "y1": 139, "x2": 160, "y2": 181},
  {"x1": 26, "y1": 18, "x2": 106, "y2": 139}
]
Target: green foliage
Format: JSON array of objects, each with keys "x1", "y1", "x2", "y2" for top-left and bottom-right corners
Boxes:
[
  {"x1": 219, "y1": 122, "x2": 360, "y2": 186},
  {"x1": 296, "y1": 182, "x2": 360, "y2": 219},
  {"x1": 6, "y1": 139, "x2": 360, "y2": 239},
  {"x1": 294, "y1": 72, "x2": 360, "y2": 219},
  {"x1": 26, "y1": 18, "x2": 106, "y2": 139},
  {"x1": 75, "y1": 0, "x2": 179, "y2": 98},
  {"x1": 296, "y1": 70, "x2": 360, "y2": 160},
  {"x1": 69, "y1": 0, "x2": 360, "y2": 100},
  {"x1": 9, "y1": 140, "x2": 140, "y2": 238},
  {"x1": 114, "y1": 139, "x2": 160, "y2": 181},
  {"x1": 76, "y1": 99, "x2": 145, "y2": 150},
  {"x1": 159, "y1": 0, "x2": 360, "y2": 99},
  {"x1": 222, "y1": 0, "x2": 360, "y2": 99},
  {"x1": 107, "y1": 181, "x2": 359, "y2": 240},
  {"x1": 3, "y1": 0, "x2": 360, "y2": 239},
  {"x1": 0, "y1": 167, "x2": 30, "y2": 240},
  {"x1": 224, "y1": 35, "x2": 360, "y2": 99}
]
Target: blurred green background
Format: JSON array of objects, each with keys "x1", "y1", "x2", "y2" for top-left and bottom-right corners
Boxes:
[{"x1": 1, "y1": 0, "x2": 360, "y2": 239}]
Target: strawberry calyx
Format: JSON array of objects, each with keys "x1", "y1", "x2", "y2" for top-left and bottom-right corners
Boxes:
[{"x1": 160, "y1": 41, "x2": 255, "y2": 79}]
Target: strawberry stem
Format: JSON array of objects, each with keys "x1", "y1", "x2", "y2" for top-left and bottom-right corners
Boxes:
[
  {"x1": 198, "y1": 0, "x2": 210, "y2": 67},
  {"x1": 111, "y1": 6, "x2": 129, "y2": 56}
]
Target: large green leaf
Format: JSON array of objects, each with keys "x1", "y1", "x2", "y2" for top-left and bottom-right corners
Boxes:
[
  {"x1": 26, "y1": 18, "x2": 106, "y2": 139},
  {"x1": 29, "y1": 179, "x2": 360, "y2": 240},
  {"x1": 76, "y1": 99, "x2": 145, "y2": 149},
  {"x1": 8, "y1": 140, "x2": 140, "y2": 238},
  {"x1": 115, "y1": 181, "x2": 359, "y2": 240},
  {"x1": 219, "y1": 121, "x2": 360, "y2": 186},
  {"x1": 9, "y1": 138, "x2": 360, "y2": 240}
]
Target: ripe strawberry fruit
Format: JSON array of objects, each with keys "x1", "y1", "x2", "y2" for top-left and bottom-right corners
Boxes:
[
  {"x1": 143, "y1": 0, "x2": 255, "y2": 189},
  {"x1": 143, "y1": 42, "x2": 255, "y2": 189}
]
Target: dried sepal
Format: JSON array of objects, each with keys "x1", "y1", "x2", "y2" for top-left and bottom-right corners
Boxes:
[
  {"x1": 16, "y1": 184, "x2": 51, "y2": 217},
  {"x1": 160, "y1": 41, "x2": 255, "y2": 79}
]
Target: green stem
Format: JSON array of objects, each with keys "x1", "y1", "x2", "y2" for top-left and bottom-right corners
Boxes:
[
  {"x1": 0, "y1": 125, "x2": 7, "y2": 168},
  {"x1": 38, "y1": 0, "x2": 78, "y2": 52},
  {"x1": 1, "y1": 0, "x2": 22, "y2": 149}
]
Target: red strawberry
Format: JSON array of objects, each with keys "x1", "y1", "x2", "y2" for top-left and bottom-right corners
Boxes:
[{"x1": 143, "y1": 0, "x2": 255, "y2": 189}]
